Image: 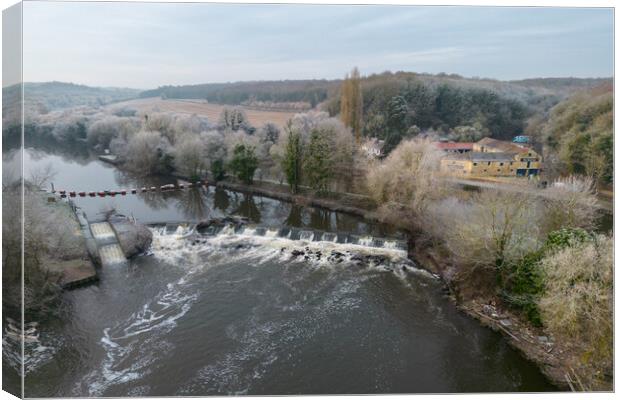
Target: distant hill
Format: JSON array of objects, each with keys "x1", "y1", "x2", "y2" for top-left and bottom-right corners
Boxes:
[
  {"x1": 509, "y1": 77, "x2": 611, "y2": 96},
  {"x1": 140, "y1": 80, "x2": 338, "y2": 108},
  {"x1": 5, "y1": 74, "x2": 611, "y2": 117},
  {"x1": 2, "y1": 82, "x2": 141, "y2": 112},
  {"x1": 138, "y1": 73, "x2": 611, "y2": 111}
]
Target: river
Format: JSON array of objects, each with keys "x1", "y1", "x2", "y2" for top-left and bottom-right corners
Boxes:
[{"x1": 3, "y1": 145, "x2": 557, "y2": 396}]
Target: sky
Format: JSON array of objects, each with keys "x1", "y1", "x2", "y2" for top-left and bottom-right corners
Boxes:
[{"x1": 19, "y1": 1, "x2": 614, "y2": 89}]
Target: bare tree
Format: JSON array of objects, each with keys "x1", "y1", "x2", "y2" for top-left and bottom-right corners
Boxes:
[
  {"x1": 366, "y1": 138, "x2": 446, "y2": 215},
  {"x1": 430, "y1": 190, "x2": 542, "y2": 277},
  {"x1": 541, "y1": 175, "x2": 599, "y2": 233},
  {"x1": 28, "y1": 163, "x2": 57, "y2": 190}
]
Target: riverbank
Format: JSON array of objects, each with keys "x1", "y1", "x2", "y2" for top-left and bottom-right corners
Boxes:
[
  {"x1": 210, "y1": 180, "x2": 377, "y2": 220},
  {"x1": 41, "y1": 195, "x2": 99, "y2": 289}
]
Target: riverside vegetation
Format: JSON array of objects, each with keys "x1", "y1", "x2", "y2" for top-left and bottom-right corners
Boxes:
[{"x1": 3, "y1": 68, "x2": 613, "y2": 390}]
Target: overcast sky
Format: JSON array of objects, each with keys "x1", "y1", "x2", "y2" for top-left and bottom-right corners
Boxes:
[{"x1": 21, "y1": 2, "x2": 613, "y2": 89}]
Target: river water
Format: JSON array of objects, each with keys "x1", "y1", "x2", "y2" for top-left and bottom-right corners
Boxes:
[{"x1": 3, "y1": 145, "x2": 557, "y2": 396}]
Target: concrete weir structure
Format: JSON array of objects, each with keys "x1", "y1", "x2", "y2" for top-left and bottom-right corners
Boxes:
[
  {"x1": 89, "y1": 222, "x2": 128, "y2": 266},
  {"x1": 53, "y1": 200, "x2": 99, "y2": 289}
]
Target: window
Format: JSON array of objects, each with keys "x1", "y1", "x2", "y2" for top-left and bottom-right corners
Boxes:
[
  {"x1": 499, "y1": 162, "x2": 504, "y2": 166},
  {"x1": 520, "y1": 158, "x2": 525, "y2": 162},
  {"x1": 473, "y1": 162, "x2": 477, "y2": 166},
  {"x1": 497, "y1": 169, "x2": 500, "y2": 172},
  {"x1": 528, "y1": 153, "x2": 532, "y2": 156},
  {"x1": 510, "y1": 162, "x2": 513, "y2": 165},
  {"x1": 487, "y1": 161, "x2": 491, "y2": 166}
]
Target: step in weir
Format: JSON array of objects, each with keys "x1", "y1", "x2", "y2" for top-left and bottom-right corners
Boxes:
[
  {"x1": 90, "y1": 222, "x2": 117, "y2": 243},
  {"x1": 99, "y1": 243, "x2": 127, "y2": 266},
  {"x1": 88, "y1": 221, "x2": 128, "y2": 266}
]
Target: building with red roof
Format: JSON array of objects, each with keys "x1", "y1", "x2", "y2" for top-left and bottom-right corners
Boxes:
[{"x1": 434, "y1": 142, "x2": 474, "y2": 153}]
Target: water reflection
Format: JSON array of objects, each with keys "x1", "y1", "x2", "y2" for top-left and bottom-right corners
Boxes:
[
  {"x1": 310, "y1": 208, "x2": 332, "y2": 231},
  {"x1": 213, "y1": 187, "x2": 230, "y2": 213},
  {"x1": 23, "y1": 130, "x2": 92, "y2": 164},
  {"x1": 114, "y1": 172, "x2": 179, "y2": 211},
  {"x1": 232, "y1": 194, "x2": 261, "y2": 223},
  {"x1": 177, "y1": 188, "x2": 209, "y2": 220},
  {"x1": 285, "y1": 204, "x2": 304, "y2": 227}
]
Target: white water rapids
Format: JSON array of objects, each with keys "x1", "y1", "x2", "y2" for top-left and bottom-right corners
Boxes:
[{"x1": 74, "y1": 225, "x2": 435, "y2": 395}]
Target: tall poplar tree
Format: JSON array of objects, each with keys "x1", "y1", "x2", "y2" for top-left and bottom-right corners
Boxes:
[{"x1": 340, "y1": 67, "x2": 363, "y2": 145}]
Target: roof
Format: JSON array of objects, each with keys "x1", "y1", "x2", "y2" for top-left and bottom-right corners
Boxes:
[
  {"x1": 476, "y1": 137, "x2": 526, "y2": 153},
  {"x1": 443, "y1": 151, "x2": 516, "y2": 162},
  {"x1": 361, "y1": 138, "x2": 384, "y2": 150},
  {"x1": 434, "y1": 142, "x2": 474, "y2": 150}
]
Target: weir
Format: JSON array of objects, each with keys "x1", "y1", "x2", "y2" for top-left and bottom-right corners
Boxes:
[
  {"x1": 88, "y1": 220, "x2": 129, "y2": 267},
  {"x1": 149, "y1": 222, "x2": 408, "y2": 252}
]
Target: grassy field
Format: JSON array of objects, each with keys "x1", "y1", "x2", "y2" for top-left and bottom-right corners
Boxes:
[{"x1": 108, "y1": 97, "x2": 298, "y2": 128}]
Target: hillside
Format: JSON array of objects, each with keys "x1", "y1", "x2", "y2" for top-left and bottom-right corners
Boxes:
[
  {"x1": 140, "y1": 79, "x2": 337, "y2": 108},
  {"x1": 509, "y1": 77, "x2": 611, "y2": 97},
  {"x1": 540, "y1": 82, "x2": 613, "y2": 184},
  {"x1": 2, "y1": 82, "x2": 140, "y2": 112}
]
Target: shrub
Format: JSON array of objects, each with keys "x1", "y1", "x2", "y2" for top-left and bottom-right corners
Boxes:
[
  {"x1": 500, "y1": 227, "x2": 593, "y2": 326},
  {"x1": 542, "y1": 175, "x2": 599, "y2": 233},
  {"x1": 500, "y1": 250, "x2": 545, "y2": 325},
  {"x1": 538, "y1": 234, "x2": 613, "y2": 389}
]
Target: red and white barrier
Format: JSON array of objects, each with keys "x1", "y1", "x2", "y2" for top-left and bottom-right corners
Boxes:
[{"x1": 53, "y1": 181, "x2": 206, "y2": 198}]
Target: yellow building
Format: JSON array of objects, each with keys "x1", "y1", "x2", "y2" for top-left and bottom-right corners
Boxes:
[{"x1": 440, "y1": 138, "x2": 542, "y2": 178}]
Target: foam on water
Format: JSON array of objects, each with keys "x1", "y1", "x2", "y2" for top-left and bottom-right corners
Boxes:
[
  {"x1": 265, "y1": 228, "x2": 279, "y2": 238},
  {"x1": 79, "y1": 225, "x2": 434, "y2": 396},
  {"x1": 2, "y1": 321, "x2": 59, "y2": 376},
  {"x1": 179, "y1": 275, "x2": 366, "y2": 395},
  {"x1": 78, "y1": 227, "x2": 202, "y2": 396}
]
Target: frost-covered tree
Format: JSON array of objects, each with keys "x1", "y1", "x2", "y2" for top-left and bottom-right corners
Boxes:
[
  {"x1": 125, "y1": 130, "x2": 173, "y2": 175},
  {"x1": 219, "y1": 107, "x2": 249, "y2": 131},
  {"x1": 258, "y1": 122, "x2": 280, "y2": 144},
  {"x1": 87, "y1": 116, "x2": 139, "y2": 149},
  {"x1": 172, "y1": 134, "x2": 208, "y2": 179}
]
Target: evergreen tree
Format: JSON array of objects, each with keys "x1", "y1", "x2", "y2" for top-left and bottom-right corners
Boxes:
[
  {"x1": 281, "y1": 121, "x2": 303, "y2": 193},
  {"x1": 387, "y1": 95, "x2": 408, "y2": 132},
  {"x1": 229, "y1": 144, "x2": 258, "y2": 184},
  {"x1": 304, "y1": 129, "x2": 333, "y2": 194}
]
